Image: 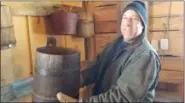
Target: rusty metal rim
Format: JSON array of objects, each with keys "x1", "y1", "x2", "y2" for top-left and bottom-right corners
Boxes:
[{"x1": 36, "y1": 48, "x2": 80, "y2": 56}]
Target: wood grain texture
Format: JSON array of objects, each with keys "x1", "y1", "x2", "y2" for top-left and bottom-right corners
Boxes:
[
  {"x1": 1, "y1": 49, "x2": 15, "y2": 86},
  {"x1": 86, "y1": 37, "x2": 96, "y2": 61},
  {"x1": 159, "y1": 70, "x2": 184, "y2": 84},
  {"x1": 149, "y1": 1, "x2": 184, "y2": 17},
  {"x1": 28, "y1": 16, "x2": 47, "y2": 74},
  {"x1": 149, "y1": 16, "x2": 184, "y2": 31},
  {"x1": 11, "y1": 16, "x2": 32, "y2": 80},
  {"x1": 95, "y1": 21, "x2": 118, "y2": 33},
  {"x1": 160, "y1": 57, "x2": 184, "y2": 71},
  {"x1": 65, "y1": 35, "x2": 85, "y2": 61},
  {"x1": 86, "y1": 1, "x2": 118, "y2": 13},
  {"x1": 94, "y1": 4, "x2": 119, "y2": 22},
  {"x1": 1, "y1": 1, "x2": 83, "y2": 16},
  {"x1": 94, "y1": 33, "x2": 119, "y2": 55}
]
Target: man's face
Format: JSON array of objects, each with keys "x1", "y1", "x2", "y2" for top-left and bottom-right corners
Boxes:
[{"x1": 120, "y1": 9, "x2": 143, "y2": 42}]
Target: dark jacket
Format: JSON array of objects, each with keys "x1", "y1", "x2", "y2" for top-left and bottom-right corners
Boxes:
[{"x1": 81, "y1": 34, "x2": 161, "y2": 102}]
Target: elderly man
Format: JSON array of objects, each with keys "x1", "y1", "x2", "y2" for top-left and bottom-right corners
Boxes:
[{"x1": 57, "y1": 1, "x2": 161, "y2": 102}]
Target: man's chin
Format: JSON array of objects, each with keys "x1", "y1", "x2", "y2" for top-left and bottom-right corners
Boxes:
[{"x1": 123, "y1": 37, "x2": 133, "y2": 43}]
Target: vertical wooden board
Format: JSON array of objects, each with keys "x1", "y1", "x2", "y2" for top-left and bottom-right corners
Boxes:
[
  {"x1": 65, "y1": 35, "x2": 85, "y2": 61},
  {"x1": 149, "y1": 31, "x2": 184, "y2": 57},
  {"x1": 1, "y1": 49, "x2": 15, "y2": 86},
  {"x1": 28, "y1": 16, "x2": 47, "y2": 74},
  {"x1": 149, "y1": 1, "x2": 184, "y2": 17},
  {"x1": 28, "y1": 16, "x2": 48, "y2": 35},
  {"x1": 86, "y1": 36, "x2": 96, "y2": 61},
  {"x1": 11, "y1": 16, "x2": 31, "y2": 81}
]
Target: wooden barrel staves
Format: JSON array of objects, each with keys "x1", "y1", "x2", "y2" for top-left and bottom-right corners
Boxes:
[
  {"x1": 32, "y1": 37, "x2": 80, "y2": 102},
  {"x1": 1, "y1": 5, "x2": 16, "y2": 49}
]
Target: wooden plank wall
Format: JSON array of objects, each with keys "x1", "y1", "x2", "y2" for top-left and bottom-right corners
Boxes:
[
  {"x1": 149, "y1": 1, "x2": 184, "y2": 101},
  {"x1": 149, "y1": 1, "x2": 184, "y2": 57}
]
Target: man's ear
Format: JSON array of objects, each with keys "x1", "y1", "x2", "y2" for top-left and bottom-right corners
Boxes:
[{"x1": 137, "y1": 22, "x2": 144, "y2": 35}]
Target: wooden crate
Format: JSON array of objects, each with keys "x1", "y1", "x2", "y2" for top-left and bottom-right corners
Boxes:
[
  {"x1": 95, "y1": 21, "x2": 118, "y2": 33},
  {"x1": 149, "y1": 2, "x2": 184, "y2": 17},
  {"x1": 149, "y1": 16, "x2": 184, "y2": 31},
  {"x1": 149, "y1": 31, "x2": 184, "y2": 57}
]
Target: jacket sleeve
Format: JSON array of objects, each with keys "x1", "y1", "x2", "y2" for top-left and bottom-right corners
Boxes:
[
  {"x1": 82, "y1": 51, "x2": 161, "y2": 102},
  {"x1": 80, "y1": 43, "x2": 113, "y2": 86}
]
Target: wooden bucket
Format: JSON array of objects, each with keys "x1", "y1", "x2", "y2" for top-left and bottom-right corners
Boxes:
[
  {"x1": 46, "y1": 10, "x2": 79, "y2": 35},
  {"x1": 1, "y1": 5, "x2": 16, "y2": 49},
  {"x1": 76, "y1": 12, "x2": 94, "y2": 38},
  {"x1": 32, "y1": 37, "x2": 81, "y2": 102}
]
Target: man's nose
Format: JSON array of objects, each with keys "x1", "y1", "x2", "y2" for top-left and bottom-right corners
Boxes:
[
  {"x1": 127, "y1": 17, "x2": 133, "y2": 23},
  {"x1": 126, "y1": 18, "x2": 132, "y2": 26}
]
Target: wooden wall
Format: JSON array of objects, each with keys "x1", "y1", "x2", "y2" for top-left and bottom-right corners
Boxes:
[
  {"x1": 1, "y1": 1, "x2": 84, "y2": 85},
  {"x1": 148, "y1": 1, "x2": 184, "y2": 101}
]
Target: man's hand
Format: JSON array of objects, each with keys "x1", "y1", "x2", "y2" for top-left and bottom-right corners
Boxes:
[{"x1": 56, "y1": 92, "x2": 78, "y2": 103}]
